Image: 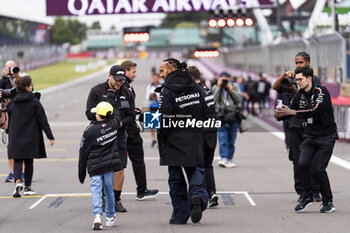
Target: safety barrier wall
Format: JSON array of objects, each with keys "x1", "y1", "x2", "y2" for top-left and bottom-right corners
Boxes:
[
  {"x1": 0, "y1": 45, "x2": 66, "y2": 71},
  {"x1": 224, "y1": 33, "x2": 347, "y2": 84}
]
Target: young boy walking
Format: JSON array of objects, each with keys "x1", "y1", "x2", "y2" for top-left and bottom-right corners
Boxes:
[{"x1": 79, "y1": 101, "x2": 122, "y2": 230}]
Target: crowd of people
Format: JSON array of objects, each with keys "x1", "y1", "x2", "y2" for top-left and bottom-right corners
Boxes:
[{"x1": 1, "y1": 52, "x2": 338, "y2": 230}]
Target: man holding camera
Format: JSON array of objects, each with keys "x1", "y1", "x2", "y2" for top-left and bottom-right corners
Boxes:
[
  {"x1": 276, "y1": 67, "x2": 337, "y2": 213},
  {"x1": 1, "y1": 60, "x2": 21, "y2": 183},
  {"x1": 213, "y1": 71, "x2": 242, "y2": 168},
  {"x1": 273, "y1": 52, "x2": 321, "y2": 203}
]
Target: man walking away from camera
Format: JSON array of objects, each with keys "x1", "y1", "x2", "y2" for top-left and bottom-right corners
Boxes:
[
  {"x1": 188, "y1": 65, "x2": 219, "y2": 208},
  {"x1": 212, "y1": 72, "x2": 242, "y2": 168},
  {"x1": 157, "y1": 58, "x2": 208, "y2": 224},
  {"x1": 120, "y1": 60, "x2": 159, "y2": 201},
  {"x1": 276, "y1": 67, "x2": 337, "y2": 213}
]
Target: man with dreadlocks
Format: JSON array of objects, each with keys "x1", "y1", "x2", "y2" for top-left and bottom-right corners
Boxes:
[
  {"x1": 273, "y1": 51, "x2": 321, "y2": 203},
  {"x1": 156, "y1": 58, "x2": 208, "y2": 224}
]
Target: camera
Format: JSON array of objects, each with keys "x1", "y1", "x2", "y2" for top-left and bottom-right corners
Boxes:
[
  {"x1": 0, "y1": 87, "x2": 16, "y2": 100},
  {"x1": 281, "y1": 76, "x2": 296, "y2": 88},
  {"x1": 8, "y1": 66, "x2": 20, "y2": 76},
  {"x1": 221, "y1": 79, "x2": 228, "y2": 88}
]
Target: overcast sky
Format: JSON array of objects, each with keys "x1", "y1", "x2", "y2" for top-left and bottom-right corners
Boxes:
[{"x1": 0, "y1": 0, "x2": 165, "y2": 30}]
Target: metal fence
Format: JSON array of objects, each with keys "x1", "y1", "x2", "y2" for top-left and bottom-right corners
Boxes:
[
  {"x1": 0, "y1": 45, "x2": 66, "y2": 71},
  {"x1": 224, "y1": 32, "x2": 347, "y2": 83}
]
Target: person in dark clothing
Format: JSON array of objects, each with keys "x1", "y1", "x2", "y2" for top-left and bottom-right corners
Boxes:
[
  {"x1": 86, "y1": 65, "x2": 134, "y2": 212},
  {"x1": 188, "y1": 65, "x2": 219, "y2": 208},
  {"x1": 9, "y1": 75, "x2": 54, "y2": 198},
  {"x1": 79, "y1": 101, "x2": 122, "y2": 230},
  {"x1": 276, "y1": 67, "x2": 337, "y2": 213},
  {"x1": 244, "y1": 76, "x2": 258, "y2": 116},
  {"x1": 1, "y1": 60, "x2": 21, "y2": 183},
  {"x1": 157, "y1": 58, "x2": 208, "y2": 224},
  {"x1": 273, "y1": 51, "x2": 321, "y2": 203},
  {"x1": 120, "y1": 60, "x2": 159, "y2": 200}
]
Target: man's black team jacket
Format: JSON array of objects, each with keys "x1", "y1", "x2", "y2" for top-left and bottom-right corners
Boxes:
[{"x1": 157, "y1": 69, "x2": 207, "y2": 167}]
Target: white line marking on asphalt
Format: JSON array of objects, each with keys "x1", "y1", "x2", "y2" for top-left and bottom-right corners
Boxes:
[
  {"x1": 28, "y1": 191, "x2": 255, "y2": 208},
  {"x1": 250, "y1": 116, "x2": 350, "y2": 171},
  {"x1": 29, "y1": 195, "x2": 47, "y2": 209}
]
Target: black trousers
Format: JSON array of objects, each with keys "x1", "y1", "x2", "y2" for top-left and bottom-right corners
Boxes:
[
  {"x1": 299, "y1": 134, "x2": 336, "y2": 203},
  {"x1": 287, "y1": 128, "x2": 320, "y2": 195},
  {"x1": 202, "y1": 135, "x2": 217, "y2": 196},
  {"x1": 127, "y1": 133, "x2": 147, "y2": 194},
  {"x1": 14, "y1": 159, "x2": 33, "y2": 187}
]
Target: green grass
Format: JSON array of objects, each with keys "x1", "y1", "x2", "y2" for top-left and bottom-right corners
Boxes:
[{"x1": 27, "y1": 60, "x2": 115, "y2": 90}]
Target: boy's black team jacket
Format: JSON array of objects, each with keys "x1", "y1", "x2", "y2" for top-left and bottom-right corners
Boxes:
[
  {"x1": 289, "y1": 83, "x2": 337, "y2": 137},
  {"x1": 157, "y1": 69, "x2": 207, "y2": 167},
  {"x1": 85, "y1": 81, "x2": 136, "y2": 143},
  {"x1": 79, "y1": 116, "x2": 122, "y2": 183}
]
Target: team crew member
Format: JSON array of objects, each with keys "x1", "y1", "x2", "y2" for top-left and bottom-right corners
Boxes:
[
  {"x1": 273, "y1": 51, "x2": 321, "y2": 202},
  {"x1": 157, "y1": 58, "x2": 208, "y2": 224},
  {"x1": 188, "y1": 65, "x2": 219, "y2": 208},
  {"x1": 86, "y1": 65, "x2": 135, "y2": 212},
  {"x1": 276, "y1": 67, "x2": 337, "y2": 213},
  {"x1": 120, "y1": 60, "x2": 159, "y2": 200},
  {"x1": 79, "y1": 101, "x2": 122, "y2": 230}
]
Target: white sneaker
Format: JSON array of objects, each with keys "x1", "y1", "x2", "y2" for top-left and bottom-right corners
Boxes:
[
  {"x1": 218, "y1": 158, "x2": 228, "y2": 167},
  {"x1": 13, "y1": 182, "x2": 24, "y2": 198},
  {"x1": 226, "y1": 160, "x2": 236, "y2": 168},
  {"x1": 92, "y1": 214, "x2": 102, "y2": 230},
  {"x1": 106, "y1": 214, "x2": 116, "y2": 227}
]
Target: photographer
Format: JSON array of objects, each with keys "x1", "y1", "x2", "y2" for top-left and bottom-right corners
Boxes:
[
  {"x1": 273, "y1": 52, "x2": 321, "y2": 203},
  {"x1": 275, "y1": 67, "x2": 337, "y2": 213},
  {"x1": 213, "y1": 72, "x2": 242, "y2": 168},
  {"x1": 1, "y1": 60, "x2": 21, "y2": 183}
]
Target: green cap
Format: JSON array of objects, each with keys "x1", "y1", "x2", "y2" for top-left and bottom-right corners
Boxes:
[{"x1": 91, "y1": 101, "x2": 113, "y2": 117}]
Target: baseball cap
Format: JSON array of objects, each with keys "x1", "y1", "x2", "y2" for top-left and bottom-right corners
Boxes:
[
  {"x1": 219, "y1": 71, "x2": 230, "y2": 77},
  {"x1": 109, "y1": 65, "x2": 126, "y2": 81},
  {"x1": 91, "y1": 101, "x2": 113, "y2": 117}
]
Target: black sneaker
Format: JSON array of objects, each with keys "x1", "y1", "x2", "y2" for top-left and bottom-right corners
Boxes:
[
  {"x1": 115, "y1": 200, "x2": 127, "y2": 212},
  {"x1": 295, "y1": 197, "x2": 314, "y2": 212},
  {"x1": 208, "y1": 194, "x2": 219, "y2": 207},
  {"x1": 23, "y1": 187, "x2": 36, "y2": 196},
  {"x1": 13, "y1": 182, "x2": 24, "y2": 198},
  {"x1": 190, "y1": 195, "x2": 203, "y2": 223},
  {"x1": 320, "y1": 202, "x2": 335, "y2": 213},
  {"x1": 297, "y1": 195, "x2": 303, "y2": 203},
  {"x1": 313, "y1": 193, "x2": 322, "y2": 202},
  {"x1": 136, "y1": 189, "x2": 159, "y2": 201}
]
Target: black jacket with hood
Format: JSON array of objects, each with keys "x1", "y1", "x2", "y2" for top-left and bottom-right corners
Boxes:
[
  {"x1": 8, "y1": 91, "x2": 54, "y2": 159},
  {"x1": 157, "y1": 69, "x2": 207, "y2": 167},
  {"x1": 289, "y1": 78, "x2": 337, "y2": 138}
]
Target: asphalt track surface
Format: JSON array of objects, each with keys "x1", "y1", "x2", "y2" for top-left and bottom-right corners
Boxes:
[{"x1": 0, "y1": 59, "x2": 350, "y2": 233}]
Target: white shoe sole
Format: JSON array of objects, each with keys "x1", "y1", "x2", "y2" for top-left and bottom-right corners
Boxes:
[
  {"x1": 136, "y1": 192, "x2": 159, "y2": 201},
  {"x1": 13, "y1": 184, "x2": 23, "y2": 198}
]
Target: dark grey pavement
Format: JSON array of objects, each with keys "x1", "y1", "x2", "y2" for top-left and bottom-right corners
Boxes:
[{"x1": 0, "y1": 59, "x2": 350, "y2": 233}]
